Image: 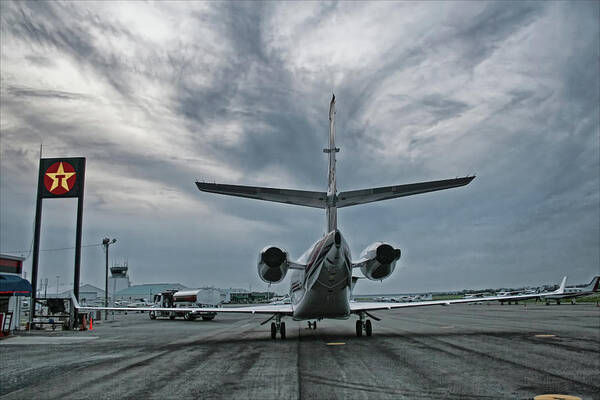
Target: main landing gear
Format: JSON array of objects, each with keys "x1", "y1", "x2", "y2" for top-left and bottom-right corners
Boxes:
[
  {"x1": 355, "y1": 313, "x2": 372, "y2": 337},
  {"x1": 307, "y1": 321, "x2": 317, "y2": 329},
  {"x1": 270, "y1": 314, "x2": 286, "y2": 340}
]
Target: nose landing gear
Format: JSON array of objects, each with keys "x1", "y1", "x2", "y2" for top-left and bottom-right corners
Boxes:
[
  {"x1": 307, "y1": 321, "x2": 317, "y2": 329},
  {"x1": 355, "y1": 313, "x2": 373, "y2": 337}
]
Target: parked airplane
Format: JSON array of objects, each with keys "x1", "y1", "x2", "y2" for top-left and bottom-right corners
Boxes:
[
  {"x1": 72, "y1": 95, "x2": 567, "y2": 339},
  {"x1": 464, "y1": 292, "x2": 493, "y2": 299},
  {"x1": 541, "y1": 276, "x2": 599, "y2": 305}
]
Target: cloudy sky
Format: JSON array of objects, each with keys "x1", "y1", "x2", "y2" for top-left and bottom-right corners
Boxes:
[{"x1": 1, "y1": 1, "x2": 598, "y2": 295}]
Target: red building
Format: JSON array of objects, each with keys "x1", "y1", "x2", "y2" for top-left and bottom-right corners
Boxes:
[{"x1": 0, "y1": 254, "x2": 24, "y2": 275}]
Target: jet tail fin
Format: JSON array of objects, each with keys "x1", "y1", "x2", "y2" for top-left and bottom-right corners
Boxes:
[
  {"x1": 585, "y1": 276, "x2": 600, "y2": 292},
  {"x1": 336, "y1": 176, "x2": 475, "y2": 208},
  {"x1": 196, "y1": 182, "x2": 327, "y2": 209},
  {"x1": 555, "y1": 276, "x2": 567, "y2": 294}
]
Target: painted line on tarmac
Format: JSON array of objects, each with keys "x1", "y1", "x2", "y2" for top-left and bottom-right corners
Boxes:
[
  {"x1": 534, "y1": 394, "x2": 581, "y2": 400},
  {"x1": 534, "y1": 334, "x2": 556, "y2": 338},
  {"x1": 326, "y1": 342, "x2": 346, "y2": 346}
]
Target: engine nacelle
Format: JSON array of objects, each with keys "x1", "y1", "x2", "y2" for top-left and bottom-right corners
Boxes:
[
  {"x1": 359, "y1": 242, "x2": 401, "y2": 281},
  {"x1": 257, "y1": 246, "x2": 289, "y2": 284}
]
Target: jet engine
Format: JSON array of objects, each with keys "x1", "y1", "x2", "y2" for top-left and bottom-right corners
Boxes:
[
  {"x1": 358, "y1": 242, "x2": 401, "y2": 281},
  {"x1": 257, "y1": 246, "x2": 289, "y2": 284}
]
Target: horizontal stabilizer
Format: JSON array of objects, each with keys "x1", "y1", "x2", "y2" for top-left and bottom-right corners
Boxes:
[
  {"x1": 337, "y1": 176, "x2": 475, "y2": 208},
  {"x1": 196, "y1": 182, "x2": 327, "y2": 209}
]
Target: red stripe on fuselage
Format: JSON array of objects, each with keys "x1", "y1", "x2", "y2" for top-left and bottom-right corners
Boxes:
[{"x1": 305, "y1": 237, "x2": 328, "y2": 273}]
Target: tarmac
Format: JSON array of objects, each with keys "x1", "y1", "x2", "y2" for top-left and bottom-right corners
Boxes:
[{"x1": 1, "y1": 303, "x2": 598, "y2": 399}]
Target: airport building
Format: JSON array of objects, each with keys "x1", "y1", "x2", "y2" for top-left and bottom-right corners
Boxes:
[
  {"x1": 108, "y1": 262, "x2": 131, "y2": 296},
  {"x1": 50, "y1": 284, "x2": 105, "y2": 301},
  {"x1": 225, "y1": 290, "x2": 276, "y2": 304},
  {"x1": 221, "y1": 288, "x2": 249, "y2": 303},
  {"x1": 114, "y1": 283, "x2": 188, "y2": 302}
]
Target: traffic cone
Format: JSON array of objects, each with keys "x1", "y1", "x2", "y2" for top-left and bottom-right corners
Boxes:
[{"x1": 89, "y1": 317, "x2": 93, "y2": 331}]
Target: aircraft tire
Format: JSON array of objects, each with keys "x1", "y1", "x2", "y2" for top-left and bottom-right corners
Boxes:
[
  {"x1": 280, "y1": 322, "x2": 286, "y2": 339},
  {"x1": 313, "y1": 321, "x2": 317, "y2": 330},
  {"x1": 149, "y1": 312, "x2": 156, "y2": 320},
  {"x1": 271, "y1": 322, "x2": 276, "y2": 339},
  {"x1": 365, "y1": 320, "x2": 372, "y2": 337},
  {"x1": 202, "y1": 316, "x2": 215, "y2": 321},
  {"x1": 356, "y1": 320, "x2": 362, "y2": 337},
  {"x1": 169, "y1": 315, "x2": 176, "y2": 320}
]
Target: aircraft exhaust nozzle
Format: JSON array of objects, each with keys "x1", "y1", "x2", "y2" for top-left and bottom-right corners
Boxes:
[
  {"x1": 376, "y1": 244, "x2": 400, "y2": 264},
  {"x1": 359, "y1": 241, "x2": 401, "y2": 280},
  {"x1": 334, "y1": 230, "x2": 341, "y2": 248},
  {"x1": 262, "y1": 247, "x2": 286, "y2": 269}
]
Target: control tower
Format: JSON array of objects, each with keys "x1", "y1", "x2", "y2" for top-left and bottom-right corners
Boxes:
[{"x1": 109, "y1": 261, "x2": 131, "y2": 296}]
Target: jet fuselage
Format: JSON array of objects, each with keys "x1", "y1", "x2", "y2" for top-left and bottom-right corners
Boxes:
[{"x1": 290, "y1": 230, "x2": 352, "y2": 320}]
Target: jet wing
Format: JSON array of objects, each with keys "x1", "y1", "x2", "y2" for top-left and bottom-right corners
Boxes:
[
  {"x1": 336, "y1": 176, "x2": 475, "y2": 208},
  {"x1": 350, "y1": 277, "x2": 567, "y2": 312},
  {"x1": 71, "y1": 294, "x2": 293, "y2": 315},
  {"x1": 196, "y1": 182, "x2": 326, "y2": 209}
]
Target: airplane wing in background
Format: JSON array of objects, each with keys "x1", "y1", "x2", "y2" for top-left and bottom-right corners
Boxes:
[
  {"x1": 196, "y1": 182, "x2": 326, "y2": 209},
  {"x1": 350, "y1": 277, "x2": 567, "y2": 312},
  {"x1": 71, "y1": 294, "x2": 293, "y2": 315},
  {"x1": 336, "y1": 176, "x2": 475, "y2": 208}
]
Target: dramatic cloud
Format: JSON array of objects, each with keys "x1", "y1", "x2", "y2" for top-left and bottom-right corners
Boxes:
[{"x1": 1, "y1": 1, "x2": 598, "y2": 294}]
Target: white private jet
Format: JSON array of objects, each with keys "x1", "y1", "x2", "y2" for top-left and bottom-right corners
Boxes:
[
  {"x1": 540, "y1": 276, "x2": 599, "y2": 305},
  {"x1": 73, "y1": 95, "x2": 567, "y2": 339}
]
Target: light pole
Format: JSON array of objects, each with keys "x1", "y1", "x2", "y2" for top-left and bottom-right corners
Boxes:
[
  {"x1": 56, "y1": 275, "x2": 60, "y2": 295},
  {"x1": 102, "y1": 237, "x2": 117, "y2": 320}
]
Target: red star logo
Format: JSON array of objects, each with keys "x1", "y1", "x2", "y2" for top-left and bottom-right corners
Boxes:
[{"x1": 44, "y1": 162, "x2": 77, "y2": 195}]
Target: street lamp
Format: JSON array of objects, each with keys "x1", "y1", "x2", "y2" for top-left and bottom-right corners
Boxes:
[{"x1": 102, "y1": 237, "x2": 117, "y2": 320}]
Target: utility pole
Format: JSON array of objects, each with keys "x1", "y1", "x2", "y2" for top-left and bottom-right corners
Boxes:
[
  {"x1": 56, "y1": 275, "x2": 60, "y2": 295},
  {"x1": 43, "y1": 278, "x2": 48, "y2": 298},
  {"x1": 102, "y1": 237, "x2": 117, "y2": 320}
]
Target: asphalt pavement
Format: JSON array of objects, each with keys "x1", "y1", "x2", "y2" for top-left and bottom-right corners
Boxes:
[{"x1": 1, "y1": 303, "x2": 598, "y2": 399}]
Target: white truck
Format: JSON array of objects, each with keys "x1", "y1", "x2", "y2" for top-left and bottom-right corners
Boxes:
[{"x1": 149, "y1": 288, "x2": 221, "y2": 321}]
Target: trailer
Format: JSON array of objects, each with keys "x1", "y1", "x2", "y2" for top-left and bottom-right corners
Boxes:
[{"x1": 149, "y1": 288, "x2": 220, "y2": 321}]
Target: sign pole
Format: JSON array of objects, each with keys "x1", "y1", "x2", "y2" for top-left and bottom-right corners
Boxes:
[
  {"x1": 71, "y1": 160, "x2": 85, "y2": 329},
  {"x1": 29, "y1": 167, "x2": 44, "y2": 328},
  {"x1": 30, "y1": 157, "x2": 86, "y2": 330},
  {"x1": 73, "y1": 159, "x2": 86, "y2": 302}
]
